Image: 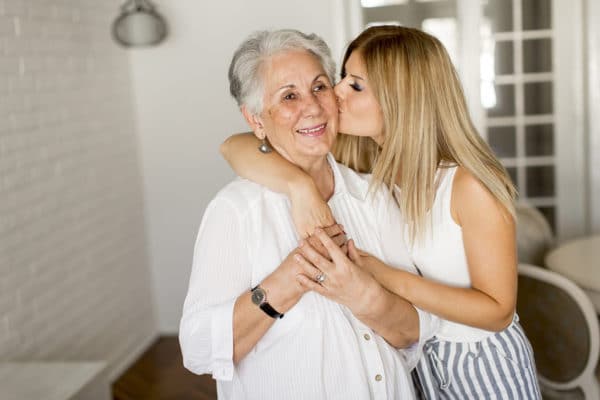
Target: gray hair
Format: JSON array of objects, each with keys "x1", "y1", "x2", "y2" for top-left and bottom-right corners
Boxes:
[{"x1": 228, "y1": 29, "x2": 336, "y2": 115}]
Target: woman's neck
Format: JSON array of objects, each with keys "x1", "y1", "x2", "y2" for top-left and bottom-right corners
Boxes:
[{"x1": 301, "y1": 157, "x2": 334, "y2": 201}]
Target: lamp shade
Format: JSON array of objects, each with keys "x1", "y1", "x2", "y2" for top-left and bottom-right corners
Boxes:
[{"x1": 112, "y1": 0, "x2": 167, "y2": 47}]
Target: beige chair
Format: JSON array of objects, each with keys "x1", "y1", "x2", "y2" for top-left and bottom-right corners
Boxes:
[
  {"x1": 517, "y1": 264, "x2": 600, "y2": 399},
  {"x1": 516, "y1": 203, "x2": 554, "y2": 266}
]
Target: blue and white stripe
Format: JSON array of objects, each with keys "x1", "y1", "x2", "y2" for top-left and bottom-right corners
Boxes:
[{"x1": 413, "y1": 318, "x2": 541, "y2": 399}]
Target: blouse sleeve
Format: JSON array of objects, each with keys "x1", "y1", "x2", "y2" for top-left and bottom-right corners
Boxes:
[{"x1": 179, "y1": 195, "x2": 252, "y2": 380}]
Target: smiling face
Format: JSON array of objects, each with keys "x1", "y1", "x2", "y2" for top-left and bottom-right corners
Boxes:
[
  {"x1": 243, "y1": 50, "x2": 338, "y2": 170},
  {"x1": 334, "y1": 51, "x2": 385, "y2": 145}
]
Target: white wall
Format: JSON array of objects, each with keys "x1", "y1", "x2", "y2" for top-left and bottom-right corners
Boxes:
[
  {"x1": 130, "y1": 1, "x2": 342, "y2": 332},
  {"x1": 0, "y1": 0, "x2": 157, "y2": 377}
]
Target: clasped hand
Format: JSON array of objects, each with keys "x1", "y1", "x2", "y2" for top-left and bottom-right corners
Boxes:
[
  {"x1": 294, "y1": 228, "x2": 381, "y2": 317},
  {"x1": 262, "y1": 224, "x2": 348, "y2": 313}
]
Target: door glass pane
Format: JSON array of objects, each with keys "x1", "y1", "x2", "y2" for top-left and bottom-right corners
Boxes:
[
  {"x1": 488, "y1": 126, "x2": 516, "y2": 157},
  {"x1": 485, "y1": 0, "x2": 513, "y2": 32},
  {"x1": 522, "y1": 0, "x2": 551, "y2": 30},
  {"x1": 525, "y1": 124, "x2": 554, "y2": 156},
  {"x1": 487, "y1": 84, "x2": 515, "y2": 117},
  {"x1": 506, "y1": 167, "x2": 518, "y2": 191},
  {"x1": 494, "y1": 41, "x2": 514, "y2": 75},
  {"x1": 523, "y1": 39, "x2": 552, "y2": 73},
  {"x1": 524, "y1": 82, "x2": 553, "y2": 115},
  {"x1": 526, "y1": 166, "x2": 554, "y2": 197}
]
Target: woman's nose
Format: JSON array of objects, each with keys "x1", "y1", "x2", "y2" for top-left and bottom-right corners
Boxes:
[{"x1": 303, "y1": 93, "x2": 323, "y2": 117}]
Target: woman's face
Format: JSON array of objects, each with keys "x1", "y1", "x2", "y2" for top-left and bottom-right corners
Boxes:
[
  {"x1": 252, "y1": 50, "x2": 338, "y2": 168},
  {"x1": 334, "y1": 51, "x2": 384, "y2": 145}
]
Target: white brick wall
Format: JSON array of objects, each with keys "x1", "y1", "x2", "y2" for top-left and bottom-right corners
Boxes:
[{"x1": 0, "y1": 0, "x2": 157, "y2": 377}]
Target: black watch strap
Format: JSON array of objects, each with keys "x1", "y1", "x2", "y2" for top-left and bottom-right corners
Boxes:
[
  {"x1": 259, "y1": 302, "x2": 284, "y2": 319},
  {"x1": 250, "y1": 285, "x2": 284, "y2": 319}
]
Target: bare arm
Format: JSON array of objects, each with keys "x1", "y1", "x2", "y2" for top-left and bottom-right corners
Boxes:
[
  {"x1": 361, "y1": 168, "x2": 517, "y2": 332},
  {"x1": 220, "y1": 133, "x2": 334, "y2": 237}
]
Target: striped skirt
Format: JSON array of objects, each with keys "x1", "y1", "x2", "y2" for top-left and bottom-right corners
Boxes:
[{"x1": 413, "y1": 317, "x2": 541, "y2": 399}]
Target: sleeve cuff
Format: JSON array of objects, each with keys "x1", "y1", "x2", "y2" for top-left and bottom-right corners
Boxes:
[
  {"x1": 401, "y1": 307, "x2": 439, "y2": 370},
  {"x1": 210, "y1": 299, "x2": 236, "y2": 380}
]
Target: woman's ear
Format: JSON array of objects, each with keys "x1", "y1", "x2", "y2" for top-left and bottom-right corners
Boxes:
[{"x1": 241, "y1": 106, "x2": 265, "y2": 139}]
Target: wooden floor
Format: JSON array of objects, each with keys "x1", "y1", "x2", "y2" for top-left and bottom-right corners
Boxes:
[
  {"x1": 114, "y1": 335, "x2": 600, "y2": 399},
  {"x1": 112, "y1": 336, "x2": 216, "y2": 400}
]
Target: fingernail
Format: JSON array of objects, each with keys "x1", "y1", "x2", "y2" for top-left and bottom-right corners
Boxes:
[
  {"x1": 294, "y1": 254, "x2": 302, "y2": 262},
  {"x1": 315, "y1": 228, "x2": 323, "y2": 234},
  {"x1": 298, "y1": 240, "x2": 305, "y2": 247}
]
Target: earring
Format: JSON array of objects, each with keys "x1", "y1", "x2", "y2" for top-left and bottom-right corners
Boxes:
[{"x1": 258, "y1": 138, "x2": 272, "y2": 154}]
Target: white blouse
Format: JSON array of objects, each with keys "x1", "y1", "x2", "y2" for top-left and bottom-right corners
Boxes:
[{"x1": 179, "y1": 154, "x2": 437, "y2": 400}]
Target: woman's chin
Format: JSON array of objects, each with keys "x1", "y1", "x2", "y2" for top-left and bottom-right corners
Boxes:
[
  {"x1": 295, "y1": 143, "x2": 331, "y2": 159},
  {"x1": 295, "y1": 133, "x2": 335, "y2": 149},
  {"x1": 337, "y1": 124, "x2": 359, "y2": 137},
  {"x1": 338, "y1": 127, "x2": 377, "y2": 141}
]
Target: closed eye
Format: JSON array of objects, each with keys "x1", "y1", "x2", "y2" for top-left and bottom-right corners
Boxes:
[{"x1": 350, "y1": 82, "x2": 363, "y2": 92}]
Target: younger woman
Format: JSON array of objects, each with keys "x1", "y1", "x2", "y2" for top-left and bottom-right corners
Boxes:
[{"x1": 221, "y1": 26, "x2": 540, "y2": 399}]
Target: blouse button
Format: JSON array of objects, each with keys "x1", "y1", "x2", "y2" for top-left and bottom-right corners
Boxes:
[
  {"x1": 363, "y1": 333, "x2": 371, "y2": 341},
  {"x1": 375, "y1": 374, "x2": 383, "y2": 382}
]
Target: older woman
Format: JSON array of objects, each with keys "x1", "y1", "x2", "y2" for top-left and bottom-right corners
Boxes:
[{"x1": 179, "y1": 29, "x2": 435, "y2": 400}]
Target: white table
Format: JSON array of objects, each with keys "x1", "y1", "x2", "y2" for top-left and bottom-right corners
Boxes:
[{"x1": 545, "y1": 235, "x2": 600, "y2": 313}]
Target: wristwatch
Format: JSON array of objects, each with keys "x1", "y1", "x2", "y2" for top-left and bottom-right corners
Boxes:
[{"x1": 251, "y1": 285, "x2": 284, "y2": 319}]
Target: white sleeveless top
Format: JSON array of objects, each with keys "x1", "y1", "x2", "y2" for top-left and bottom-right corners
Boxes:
[{"x1": 405, "y1": 165, "x2": 499, "y2": 342}]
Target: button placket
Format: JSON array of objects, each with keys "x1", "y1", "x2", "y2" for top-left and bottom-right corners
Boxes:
[{"x1": 358, "y1": 327, "x2": 387, "y2": 399}]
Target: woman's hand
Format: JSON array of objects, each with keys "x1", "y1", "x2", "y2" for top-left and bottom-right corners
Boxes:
[
  {"x1": 294, "y1": 229, "x2": 382, "y2": 317},
  {"x1": 350, "y1": 245, "x2": 411, "y2": 297},
  {"x1": 260, "y1": 224, "x2": 347, "y2": 313},
  {"x1": 306, "y1": 223, "x2": 348, "y2": 259},
  {"x1": 352, "y1": 247, "x2": 384, "y2": 273},
  {"x1": 261, "y1": 249, "x2": 310, "y2": 314},
  {"x1": 289, "y1": 178, "x2": 335, "y2": 238}
]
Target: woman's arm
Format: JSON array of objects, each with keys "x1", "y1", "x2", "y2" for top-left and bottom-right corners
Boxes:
[
  {"x1": 220, "y1": 133, "x2": 334, "y2": 237},
  {"x1": 360, "y1": 168, "x2": 516, "y2": 332},
  {"x1": 179, "y1": 199, "x2": 308, "y2": 374},
  {"x1": 231, "y1": 250, "x2": 308, "y2": 363}
]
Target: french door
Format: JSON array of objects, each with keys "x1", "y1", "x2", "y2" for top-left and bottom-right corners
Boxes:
[{"x1": 346, "y1": 0, "x2": 586, "y2": 240}]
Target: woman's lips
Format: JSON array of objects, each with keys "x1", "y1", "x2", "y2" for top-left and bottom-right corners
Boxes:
[{"x1": 297, "y1": 123, "x2": 327, "y2": 137}]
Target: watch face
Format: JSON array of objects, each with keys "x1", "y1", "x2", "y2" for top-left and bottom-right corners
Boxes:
[{"x1": 251, "y1": 287, "x2": 266, "y2": 305}]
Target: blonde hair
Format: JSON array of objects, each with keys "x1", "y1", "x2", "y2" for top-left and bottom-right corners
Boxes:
[
  {"x1": 332, "y1": 133, "x2": 378, "y2": 173},
  {"x1": 333, "y1": 26, "x2": 517, "y2": 242}
]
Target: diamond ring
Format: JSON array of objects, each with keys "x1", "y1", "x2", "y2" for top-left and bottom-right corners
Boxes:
[{"x1": 316, "y1": 273, "x2": 326, "y2": 284}]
